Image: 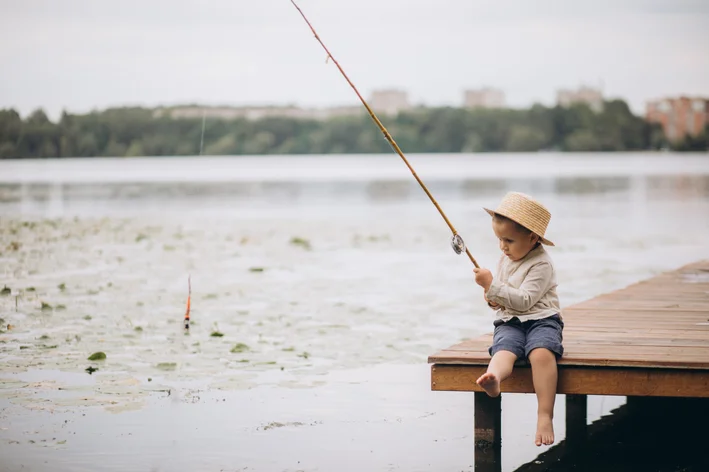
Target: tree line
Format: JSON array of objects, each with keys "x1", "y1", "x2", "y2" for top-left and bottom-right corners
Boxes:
[{"x1": 0, "y1": 100, "x2": 706, "y2": 159}]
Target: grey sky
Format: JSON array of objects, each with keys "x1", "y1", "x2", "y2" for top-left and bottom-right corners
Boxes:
[{"x1": 1, "y1": 0, "x2": 708, "y2": 119}]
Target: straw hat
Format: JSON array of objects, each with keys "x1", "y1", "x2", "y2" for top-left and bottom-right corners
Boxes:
[{"x1": 483, "y1": 192, "x2": 555, "y2": 246}]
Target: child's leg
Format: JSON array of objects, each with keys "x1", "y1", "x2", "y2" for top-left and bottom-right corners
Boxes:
[
  {"x1": 528, "y1": 347, "x2": 558, "y2": 446},
  {"x1": 525, "y1": 314, "x2": 564, "y2": 446},
  {"x1": 476, "y1": 350, "x2": 517, "y2": 397},
  {"x1": 478, "y1": 320, "x2": 525, "y2": 397}
]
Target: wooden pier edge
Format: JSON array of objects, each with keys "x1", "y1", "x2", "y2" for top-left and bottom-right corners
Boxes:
[{"x1": 430, "y1": 364, "x2": 709, "y2": 398}]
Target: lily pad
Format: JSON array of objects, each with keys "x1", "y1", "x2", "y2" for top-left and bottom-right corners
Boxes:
[
  {"x1": 230, "y1": 343, "x2": 249, "y2": 353},
  {"x1": 290, "y1": 237, "x2": 312, "y2": 250},
  {"x1": 87, "y1": 352, "x2": 106, "y2": 361}
]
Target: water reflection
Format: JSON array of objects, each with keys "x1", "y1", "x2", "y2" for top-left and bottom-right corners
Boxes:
[{"x1": 2, "y1": 175, "x2": 709, "y2": 214}]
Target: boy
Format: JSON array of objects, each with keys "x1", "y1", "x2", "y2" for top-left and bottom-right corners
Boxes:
[{"x1": 472, "y1": 191, "x2": 563, "y2": 447}]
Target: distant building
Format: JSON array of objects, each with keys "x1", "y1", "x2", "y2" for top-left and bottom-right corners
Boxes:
[
  {"x1": 369, "y1": 89, "x2": 411, "y2": 115},
  {"x1": 556, "y1": 86, "x2": 604, "y2": 112},
  {"x1": 463, "y1": 88, "x2": 506, "y2": 109},
  {"x1": 646, "y1": 97, "x2": 709, "y2": 142}
]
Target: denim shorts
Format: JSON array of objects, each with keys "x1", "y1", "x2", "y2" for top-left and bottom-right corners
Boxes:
[{"x1": 488, "y1": 314, "x2": 564, "y2": 360}]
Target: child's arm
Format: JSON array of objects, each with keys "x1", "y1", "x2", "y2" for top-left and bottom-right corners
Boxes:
[
  {"x1": 483, "y1": 262, "x2": 553, "y2": 312},
  {"x1": 480, "y1": 254, "x2": 505, "y2": 309}
]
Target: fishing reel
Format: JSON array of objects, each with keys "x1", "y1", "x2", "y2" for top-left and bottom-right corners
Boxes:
[{"x1": 450, "y1": 234, "x2": 466, "y2": 255}]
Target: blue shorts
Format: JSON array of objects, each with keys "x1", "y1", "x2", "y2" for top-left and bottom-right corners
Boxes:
[{"x1": 488, "y1": 314, "x2": 564, "y2": 360}]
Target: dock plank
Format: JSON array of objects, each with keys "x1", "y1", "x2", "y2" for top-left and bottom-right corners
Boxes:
[{"x1": 431, "y1": 365, "x2": 709, "y2": 397}]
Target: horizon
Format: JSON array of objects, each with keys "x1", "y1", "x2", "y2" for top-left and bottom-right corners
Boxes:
[{"x1": 1, "y1": 0, "x2": 708, "y2": 120}]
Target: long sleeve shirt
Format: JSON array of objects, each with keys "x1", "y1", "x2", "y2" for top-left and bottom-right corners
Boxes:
[{"x1": 485, "y1": 245, "x2": 561, "y2": 322}]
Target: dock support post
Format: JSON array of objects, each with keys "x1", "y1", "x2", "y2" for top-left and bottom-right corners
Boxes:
[
  {"x1": 565, "y1": 394, "x2": 587, "y2": 451},
  {"x1": 474, "y1": 391, "x2": 501, "y2": 472}
]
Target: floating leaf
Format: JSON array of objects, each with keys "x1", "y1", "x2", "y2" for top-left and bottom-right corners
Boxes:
[
  {"x1": 83, "y1": 315, "x2": 92, "y2": 321},
  {"x1": 1, "y1": 286, "x2": 10, "y2": 296},
  {"x1": 290, "y1": 237, "x2": 312, "y2": 250},
  {"x1": 56, "y1": 304, "x2": 66, "y2": 311},
  {"x1": 26, "y1": 287, "x2": 36, "y2": 292},
  {"x1": 135, "y1": 234, "x2": 148, "y2": 242},
  {"x1": 85, "y1": 366, "x2": 98, "y2": 374},
  {"x1": 249, "y1": 267, "x2": 265, "y2": 273},
  {"x1": 147, "y1": 378, "x2": 152, "y2": 382},
  {"x1": 210, "y1": 331, "x2": 224, "y2": 337},
  {"x1": 281, "y1": 347, "x2": 295, "y2": 352},
  {"x1": 39, "y1": 335, "x2": 50, "y2": 340},
  {"x1": 156, "y1": 362, "x2": 177, "y2": 371},
  {"x1": 230, "y1": 343, "x2": 249, "y2": 353},
  {"x1": 134, "y1": 326, "x2": 143, "y2": 332},
  {"x1": 58, "y1": 283, "x2": 66, "y2": 291},
  {"x1": 41, "y1": 302, "x2": 52, "y2": 311},
  {"x1": 298, "y1": 351, "x2": 310, "y2": 359},
  {"x1": 87, "y1": 352, "x2": 106, "y2": 361}
]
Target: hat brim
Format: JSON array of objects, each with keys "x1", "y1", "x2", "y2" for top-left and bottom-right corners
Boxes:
[{"x1": 484, "y1": 207, "x2": 555, "y2": 246}]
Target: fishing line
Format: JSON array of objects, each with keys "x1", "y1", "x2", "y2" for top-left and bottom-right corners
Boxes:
[{"x1": 290, "y1": 0, "x2": 479, "y2": 268}]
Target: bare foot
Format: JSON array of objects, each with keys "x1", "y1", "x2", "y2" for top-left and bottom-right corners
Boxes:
[
  {"x1": 475, "y1": 372, "x2": 500, "y2": 397},
  {"x1": 535, "y1": 415, "x2": 554, "y2": 446}
]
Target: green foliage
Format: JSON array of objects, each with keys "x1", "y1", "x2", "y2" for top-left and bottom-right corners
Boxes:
[{"x1": 0, "y1": 101, "x2": 693, "y2": 159}]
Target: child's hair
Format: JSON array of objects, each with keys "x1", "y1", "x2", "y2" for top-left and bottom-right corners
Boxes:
[
  {"x1": 492, "y1": 212, "x2": 531, "y2": 234},
  {"x1": 492, "y1": 213, "x2": 542, "y2": 248}
]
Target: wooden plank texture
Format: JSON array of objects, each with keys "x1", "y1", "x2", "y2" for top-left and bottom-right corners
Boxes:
[
  {"x1": 431, "y1": 364, "x2": 709, "y2": 397},
  {"x1": 429, "y1": 260, "x2": 709, "y2": 371}
]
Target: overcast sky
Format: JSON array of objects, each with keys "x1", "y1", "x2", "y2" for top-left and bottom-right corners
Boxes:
[{"x1": 1, "y1": 0, "x2": 708, "y2": 119}]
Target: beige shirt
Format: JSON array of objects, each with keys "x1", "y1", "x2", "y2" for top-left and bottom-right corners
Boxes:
[{"x1": 485, "y1": 245, "x2": 561, "y2": 322}]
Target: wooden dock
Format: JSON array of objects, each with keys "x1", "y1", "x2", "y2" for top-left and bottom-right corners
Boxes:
[{"x1": 428, "y1": 260, "x2": 709, "y2": 471}]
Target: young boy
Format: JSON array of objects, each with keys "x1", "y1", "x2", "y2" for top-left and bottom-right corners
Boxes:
[{"x1": 472, "y1": 191, "x2": 563, "y2": 447}]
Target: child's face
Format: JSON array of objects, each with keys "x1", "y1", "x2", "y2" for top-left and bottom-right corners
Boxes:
[{"x1": 492, "y1": 218, "x2": 539, "y2": 261}]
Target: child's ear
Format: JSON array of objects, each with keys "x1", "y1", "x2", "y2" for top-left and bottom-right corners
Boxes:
[{"x1": 530, "y1": 233, "x2": 540, "y2": 244}]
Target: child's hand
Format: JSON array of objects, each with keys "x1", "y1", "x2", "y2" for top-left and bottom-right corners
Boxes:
[
  {"x1": 473, "y1": 267, "x2": 493, "y2": 291},
  {"x1": 485, "y1": 295, "x2": 500, "y2": 308}
]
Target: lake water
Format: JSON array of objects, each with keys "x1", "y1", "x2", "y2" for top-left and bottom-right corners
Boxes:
[{"x1": 1, "y1": 152, "x2": 709, "y2": 471}]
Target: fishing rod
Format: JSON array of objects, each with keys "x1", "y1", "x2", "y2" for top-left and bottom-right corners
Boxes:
[{"x1": 290, "y1": 0, "x2": 479, "y2": 269}]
